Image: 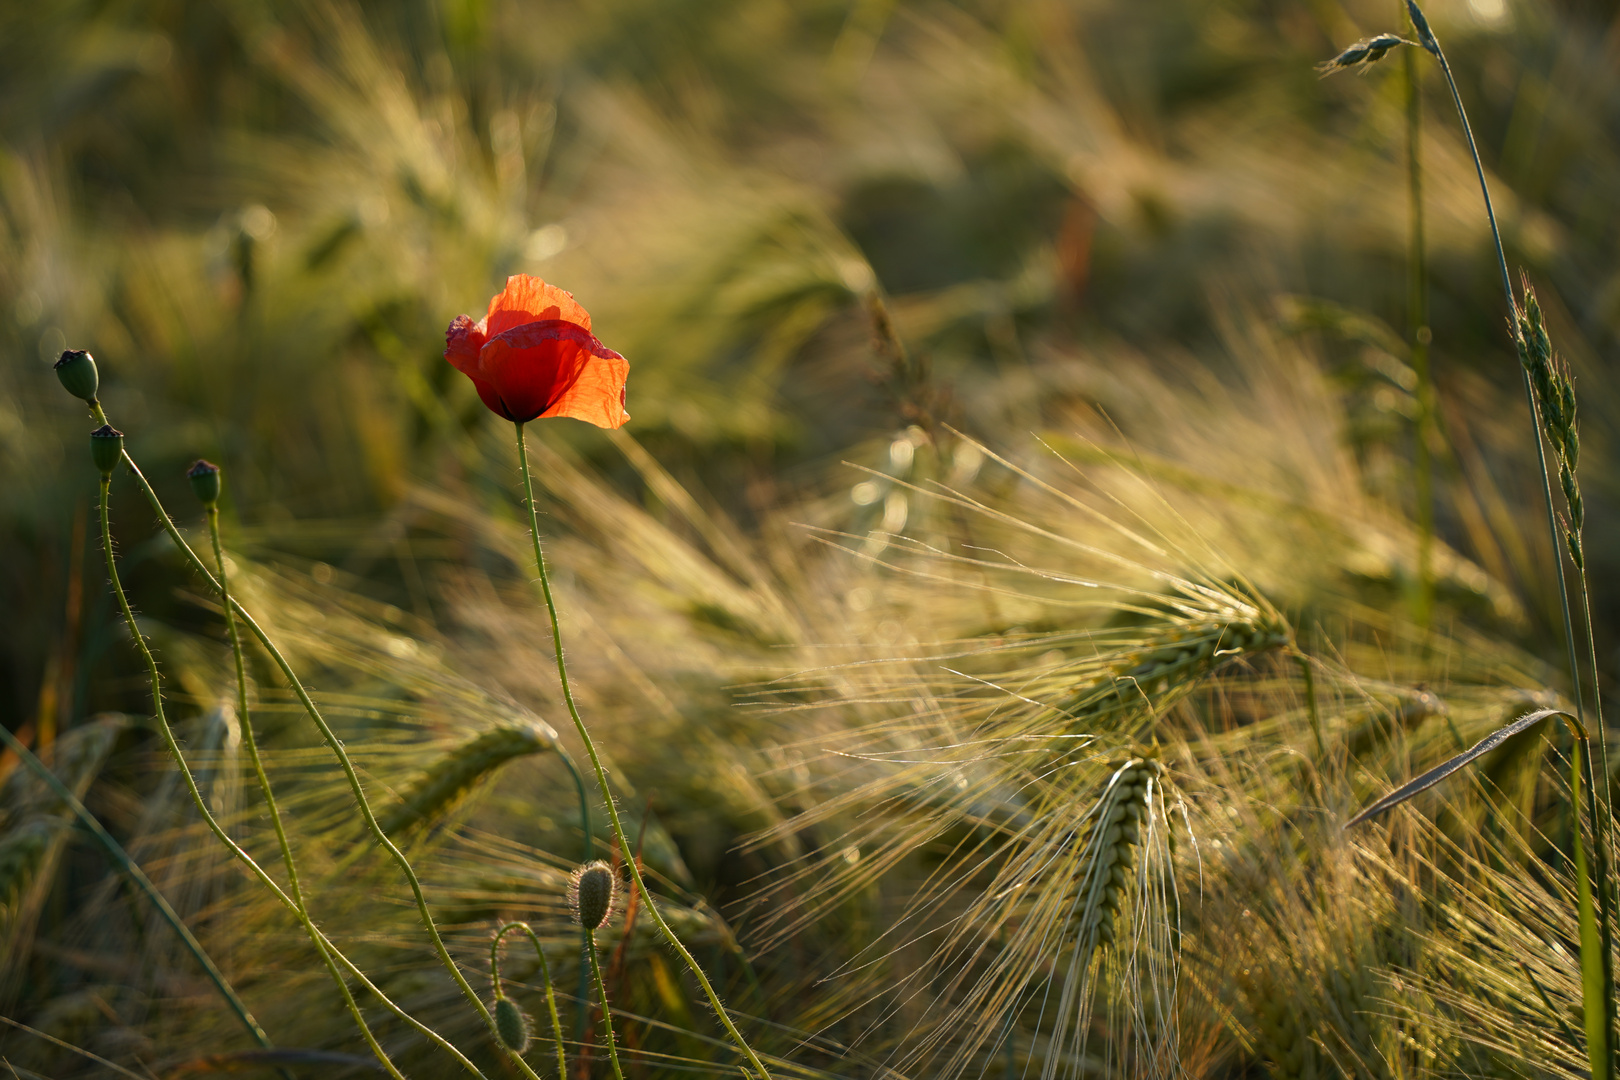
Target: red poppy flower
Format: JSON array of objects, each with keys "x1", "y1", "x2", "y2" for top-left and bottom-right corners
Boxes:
[{"x1": 445, "y1": 275, "x2": 629, "y2": 428}]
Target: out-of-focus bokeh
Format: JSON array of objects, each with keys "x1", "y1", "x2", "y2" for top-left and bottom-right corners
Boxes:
[{"x1": 3, "y1": 0, "x2": 1619, "y2": 1075}]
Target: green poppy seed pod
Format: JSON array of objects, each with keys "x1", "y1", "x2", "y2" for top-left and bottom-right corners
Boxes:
[
  {"x1": 187, "y1": 459, "x2": 222, "y2": 507},
  {"x1": 54, "y1": 350, "x2": 99, "y2": 402},
  {"x1": 493, "y1": 996, "x2": 530, "y2": 1053},
  {"x1": 90, "y1": 425, "x2": 124, "y2": 477},
  {"x1": 569, "y1": 860, "x2": 618, "y2": 930}
]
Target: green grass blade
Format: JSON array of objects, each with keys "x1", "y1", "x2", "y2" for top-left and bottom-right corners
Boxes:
[
  {"x1": 1346, "y1": 707, "x2": 1571, "y2": 826},
  {"x1": 1574, "y1": 737, "x2": 1611, "y2": 1077}
]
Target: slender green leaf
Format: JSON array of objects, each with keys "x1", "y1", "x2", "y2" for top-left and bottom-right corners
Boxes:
[
  {"x1": 1346, "y1": 708, "x2": 1573, "y2": 827},
  {"x1": 1574, "y1": 738, "x2": 1611, "y2": 1078}
]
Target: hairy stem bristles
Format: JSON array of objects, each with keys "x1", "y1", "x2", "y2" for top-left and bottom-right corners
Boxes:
[{"x1": 378, "y1": 723, "x2": 559, "y2": 837}]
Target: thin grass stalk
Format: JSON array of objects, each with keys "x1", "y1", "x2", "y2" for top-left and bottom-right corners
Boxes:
[
  {"x1": 494, "y1": 923, "x2": 570, "y2": 1080},
  {"x1": 106, "y1": 443, "x2": 524, "y2": 1079},
  {"x1": 513, "y1": 421, "x2": 774, "y2": 1080},
  {"x1": 99, "y1": 472, "x2": 401, "y2": 1079},
  {"x1": 1575, "y1": 733, "x2": 1609, "y2": 1074},
  {"x1": 1402, "y1": 5, "x2": 1615, "y2": 1067},
  {"x1": 0, "y1": 721, "x2": 269, "y2": 1053},
  {"x1": 1403, "y1": 26, "x2": 1435, "y2": 631},
  {"x1": 1296, "y1": 653, "x2": 1324, "y2": 759}
]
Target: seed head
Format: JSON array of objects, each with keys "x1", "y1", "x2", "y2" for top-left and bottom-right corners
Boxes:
[
  {"x1": 1317, "y1": 32, "x2": 1418, "y2": 76},
  {"x1": 90, "y1": 425, "x2": 125, "y2": 478},
  {"x1": 493, "y1": 996, "x2": 531, "y2": 1053},
  {"x1": 568, "y1": 860, "x2": 619, "y2": 930},
  {"x1": 54, "y1": 349, "x2": 99, "y2": 403},
  {"x1": 1405, "y1": 0, "x2": 1441, "y2": 56},
  {"x1": 187, "y1": 459, "x2": 223, "y2": 507}
]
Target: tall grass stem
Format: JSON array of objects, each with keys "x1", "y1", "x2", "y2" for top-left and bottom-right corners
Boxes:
[
  {"x1": 0, "y1": 719, "x2": 269, "y2": 1054},
  {"x1": 1403, "y1": 34, "x2": 1435, "y2": 630},
  {"x1": 1407, "y1": 7, "x2": 1615, "y2": 1067}
]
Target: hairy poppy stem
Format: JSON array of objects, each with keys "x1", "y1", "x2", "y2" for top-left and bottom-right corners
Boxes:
[
  {"x1": 494, "y1": 923, "x2": 570, "y2": 1080},
  {"x1": 513, "y1": 421, "x2": 776, "y2": 1080},
  {"x1": 204, "y1": 501, "x2": 460, "y2": 1078},
  {"x1": 587, "y1": 929, "x2": 626, "y2": 1080},
  {"x1": 108, "y1": 444, "x2": 501, "y2": 1080},
  {"x1": 96, "y1": 474, "x2": 290, "y2": 1074},
  {"x1": 101, "y1": 469, "x2": 433, "y2": 1080}
]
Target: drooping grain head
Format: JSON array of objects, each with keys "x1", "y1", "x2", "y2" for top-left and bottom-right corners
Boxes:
[
  {"x1": 569, "y1": 860, "x2": 619, "y2": 930},
  {"x1": 378, "y1": 722, "x2": 559, "y2": 837},
  {"x1": 1053, "y1": 610, "x2": 1289, "y2": 736}
]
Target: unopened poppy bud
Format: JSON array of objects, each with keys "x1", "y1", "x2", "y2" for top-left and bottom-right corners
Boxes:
[
  {"x1": 493, "y1": 996, "x2": 530, "y2": 1053},
  {"x1": 90, "y1": 425, "x2": 124, "y2": 477},
  {"x1": 568, "y1": 860, "x2": 618, "y2": 930},
  {"x1": 54, "y1": 350, "x2": 99, "y2": 403},
  {"x1": 187, "y1": 459, "x2": 222, "y2": 506}
]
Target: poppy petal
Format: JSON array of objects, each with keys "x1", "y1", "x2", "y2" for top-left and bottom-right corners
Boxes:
[
  {"x1": 481, "y1": 320, "x2": 630, "y2": 429},
  {"x1": 484, "y1": 274, "x2": 592, "y2": 338},
  {"x1": 445, "y1": 314, "x2": 486, "y2": 377}
]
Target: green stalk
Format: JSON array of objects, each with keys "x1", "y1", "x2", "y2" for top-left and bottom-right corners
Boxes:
[
  {"x1": 558, "y1": 748, "x2": 596, "y2": 1042},
  {"x1": 1403, "y1": 5, "x2": 1614, "y2": 1069},
  {"x1": 1403, "y1": 31, "x2": 1435, "y2": 631},
  {"x1": 110, "y1": 446, "x2": 531, "y2": 1080},
  {"x1": 587, "y1": 929, "x2": 627, "y2": 1080},
  {"x1": 99, "y1": 474, "x2": 401, "y2": 1080},
  {"x1": 513, "y1": 421, "x2": 774, "y2": 1079},
  {"x1": 0, "y1": 720, "x2": 268, "y2": 1053},
  {"x1": 205, "y1": 505, "x2": 486, "y2": 1077},
  {"x1": 494, "y1": 922, "x2": 570, "y2": 1080},
  {"x1": 1296, "y1": 652, "x2": 1324, "y2": 760}
]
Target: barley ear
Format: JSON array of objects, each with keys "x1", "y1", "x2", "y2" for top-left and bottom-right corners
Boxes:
[{"x1": 378, "y1": 722, "x2": 559, "y2": 837}]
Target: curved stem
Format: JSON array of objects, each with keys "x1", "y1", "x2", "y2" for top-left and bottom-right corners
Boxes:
[
  {"x1": 513, "y1": 422, "x2": 773, "y2": 1079},
  {"x1": 207, "y1": 506, "x2": 484, "y2": 1077},
  {"x1": 95, "y1": 476, "x2": 281, "y2": 1059},
  {"x1": 113, "y1": 448, "x2": 527, "y2": 1080},
  {"x1": 496, "y1": 922, "x2": 571, "y2": 1080},
  {"x1": 587, "y1": 929, "x2": 626, "y2": 1080}
]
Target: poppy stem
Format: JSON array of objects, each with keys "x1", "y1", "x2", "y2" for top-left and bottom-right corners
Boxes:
[
  {"x1": 513, "y1": 422, "x2": 775, "y2": 1080},
  {"x1": 109, "y1": 443, "x2": 511, "y2": 1080},
  {"x1": 496, "y1": 922, "x2": 571, "y2": 1080}
]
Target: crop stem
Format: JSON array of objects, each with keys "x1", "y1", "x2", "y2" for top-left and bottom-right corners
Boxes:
[{"x1": 1406, "y1": 2, "x2": 1614, "y2": 1068}]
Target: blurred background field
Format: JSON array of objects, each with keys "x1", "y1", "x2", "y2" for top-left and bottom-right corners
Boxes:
[{"x1": 3, "y1": 0, "x2": 1620, "y2": 1076}]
